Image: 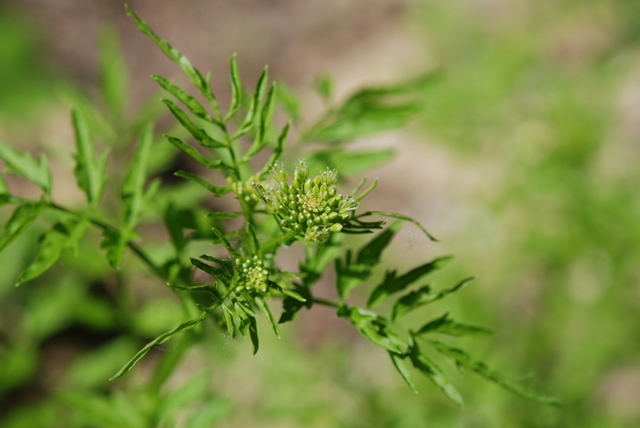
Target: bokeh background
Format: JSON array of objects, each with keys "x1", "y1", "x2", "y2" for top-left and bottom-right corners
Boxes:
[{"x1": 1, "y1": 0, "x2": 640, "y2": 426}]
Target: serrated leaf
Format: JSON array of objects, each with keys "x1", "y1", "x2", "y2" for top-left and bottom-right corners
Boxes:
[
  {"x1": 389, "y1": 351, "x2": 417, "y2": 393},
  {"x1": 121, "y1": 123, "x2": 153, "y2": 228},
  {"x1": 225, "y1": 54, "x2": 242, "y2": 122},
  {"x1": 190, "y1": 258, "x2": 232, "y2": 283},
  {"x1": 152, "y1": 75, "x2": 217, "y2": 124},
  {"x1": 335, "y1": 222, "x2": 402, "y2": 300},
  {"x1": 368, "y1": 255, "x2": 453, "y2": 308},
  {"x1": 414, "y1": 313, "x2": 493, "y2": 337},
  {"x1": 0, "y1": 201, "x2": 44, "y2": 252},
  {"x1": 428, "y1": 340, "x2": 560, "y2": 406},
  {"x1": 340, "y1": 306, "x2": 407, "y2": 354},
  {"x1": 162, "y1": 99, "x2": 225, "y2": 148},
  {"x1": 72, "y1": 108, "x2": 107, "y2": 208},
  {"x1": 111, "y1": 311, "x2": 207, "y2": 380},
  {"x1": 307, "y1": 148, "x2": 395, "y2": 177},
  {"x1": 211, "y1": 226, "x2": 241, "y2": 259},
  {"x1": 410, "y1": 346, "x2": 464, "y2": 406},
  {"x1": 100, "y1": 27, "x2": 128, "y2": 119},
  {"x1": 175, "y1": 171, "x2": 230, "y2": 196},
  {"x1": 17, "y1": 218, "x2": 88, "y2": 285},
  {"x1": 166, "y1": 135, "x2": 223, "y2": 170},
  {"x1": 392, "y1": 276, "x2": 474, "y2": 319},
  {"x1": 126, "y1": 5, "x2": 215, "y2": 114},
  {"x1": 236, "y1": 66, "x2": 268, "y2": 138},
  {"x1": 254, "y1": 296, "x2": 280, "y2": 338},
  {"x1": 220, "y1": 304, "x2": 236, "y2": 338},
  {"x1": 100, "y1": 227, "x2": 137, "y2": 270},
  {"x1": 276, "y1": 80, "x2": 300, "y2": 123},
  {"x1": 0, "y1": 142, "x2": 51, "y2": 195}
]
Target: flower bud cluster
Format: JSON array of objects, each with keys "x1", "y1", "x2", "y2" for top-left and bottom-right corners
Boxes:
[
  {"x1": 253, "y1": 160, "x2": 358, "y2": 242},
  {"x1": 227, "y1": 176, "x2": 260, "y2": 205},
  {"x1": 235, "y1": 255, "x2": 269, "y2": 292}
]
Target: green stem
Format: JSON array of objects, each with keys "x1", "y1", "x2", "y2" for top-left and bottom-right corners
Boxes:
[{"x1": 311, "y1": 297, "x2": 341, "y2": 308}]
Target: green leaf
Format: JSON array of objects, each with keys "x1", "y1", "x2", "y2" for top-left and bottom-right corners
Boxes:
[
  {"x1": 110, "y1": 311, "x2": 207, "y2": 380},
  {"x1": 314, "y1": 74, "x2": 334, "y2": 102},
  {"x1": 256, "y1": 82, "x2": 277, "y2": 145},
  {"x1": 100, "y1": 27, "x2": 128, "y2": 119},
  {"x1": 429, "y1": 340, "x2": 560, "y2": 406},
  {"x1": 125, "y1": 5, "x2": 218, "y2": 115},
  {"x1": 211, "y1": 227, "x2": 241, "y2": 259},
  {"x1": 0, "y1": 201, "x2": 44, "y2": 252},
  {"x1": 248, "y1": 316, "x2": 259, "y2": 354},
  {"x1": 17, "y1": 218, "x2": 88, "y2": 285},
  {"x1": 190, "y1": 258, "x2": 232, "y2": 283},
  {"x1": 410, "y1": 345, "x2": 464, "y2": 406},
  {"x1": 339, "y1": 306, "x2": 407, "y2": 354},
  {"x1": 392, "y1": 276, "x2": 474, "y2": 319},
  {"x1": 162, "y1": 99, "x2": 225, "y2": 148},
  {"x1": 276, "y1": 80, "x2": 301, "y2": 123},
  {"x1": 254, "y1": 296, "x2": 280, "y2": 338},
  {"x1": 100, "y1": 227, "x2": 137, "y2": 270},
  {"x1": 307, "y1": 148, "x2": 395, "y2": 177},
  {"x1": 174, "y1": 171, "x2": 230, "y2": 196},
  {"x1": 414, "y1": 313, "x2": 493, "y2": 337},
  {"x1": 357, "y1": 211, "x2": 438, "y2": 242},
  {"x1": 389, "y1": 351, "x2": 417, "y2": 393},
  {"x1": 305, "y1": 73, "x2": 437, "y2": 142},
  {"x1": 335, "y1": 222, "x2": 402, "y2": 300},
  {"x1": 166, "y1": 135, "x2": 223, "y2": 170},
  {"x1": 277, "y1": 285, "x2": 311, "y2": 324},
  {"x1": 368, "y1": 255, "x2": 453, "y2": 308},
  {"x1": 72, "y1": 108, "x2": 108, "y2": 208},
  {"x1": 236, "y1": 66, "x2": 268, "y2": 138},
  {"x1": 0, "y1": 174, "x2": 9, "y2": 195},
  {"x1": 225, "y1": 53, "x2": 242, "y2": 122},
  {"x1": 0, "y1": 142, "x2": 51, "y2": 195},
  {"x1": 257, "y1": 122, "x2": 290, "y2": 179},
  {"x1": 121, "y1": 123, "x2": 153, "y2": 228},
  {"x1": 152, "y1": 75, "x2": 215, "y2": 123},
  {"x1": 220, "y1": 304, "x2": 236, "y2": 338}
]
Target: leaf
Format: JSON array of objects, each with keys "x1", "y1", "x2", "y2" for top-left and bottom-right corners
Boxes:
[
  {"x1": 414, "y1": 313, "x2": 494, "y2": 337},
  {"x1": 17, "y1": 218, "x2": 89, "y2": 285},
  {"x1": 389, "y1": 351, "x2": 417, "y2": 393},
  {"x1": 162, "y1": 99, "x2": 225, "y2": 148},
  {"x1": 256, "y1": 82, "x2": 277, "y2": 145},
  {"x1": 224, "y1": 53, "x2": 242, "y2": 122},
  {"x1": 100, "y1": 227, "x2": 137, "y2": 270},
  {"x1": 72, "y1": 108, "x2": 108, "y2": 208},
  {"x1": 307, "y1": 148, "x2": 395, "y2": 177},
  {"x1": 339, "y1": 306, "x2": 407, "y2": 354},
  {"x1": 166, "y1": 135, "x2": 223, "y2": 170},
  {"x1": 305, "y1": 73, "x2": 437, "y2": 142},
  {"x1": 392, "y1": 276, "x2": 474, "y2": 319},
  {"x1": 299, "y1": 233, "x2": 343, "y2": 286},
  {"x1": 314, "y1": 74, "x2": 334, "y2": 102},
  {"x1": 254, "y1": 296, "x2": 280, "y2": 338},
  {"x1": 220, "y1": 304, "x2": 236, "y2": 338},
  {"x1": 236, "y1": 66, "x2": 268, "y2": 138},
  {"x1": 110, "y1": 311, "x2": 207, "y2": 380},
  {"x1": 125, "y1": 5, "x2": 211, "y2": 106},
  {"x1": 190, "y1": 258, "x2": 232, "y2": 283},
  {"x1": 276, "y1": 80, "x2": 300, "y2": 123},
  {"x1": 368, "y1": 255, "x2": 453, "y2": 308},
  {"x1": 121, "y1": 123, "x2": 153, "y2": 228},
  {"x1": 257, "y1": 122, "x2": 290, "y2": 179},
  {"x1": 429, "y1": 340, "x2": 560, "y2": 406},
  {"x1": 0, "y1": 174, "x2": 9, "y2": 195},
  {"x1": 152, "y1": 75, "x2": 217, "y2": 125},
  {"x1": 0, "y1": 201, "x2": 44, "y2": 252},
  {"x1": 211, "y1": 227, "x2": 241, "y2": 259},
  {"x1": 357, "y1": 211, "x2": 438, "y2": 242},
  {"x1": 248, "y1": 316, "x2": 259, "y2": 355},
  {"x1": 174, "y1": 171, "x2": 230, "y2": 196},
  {"x1": 410, "y1": 345, "x2": 464, "y2": 406},
  {"x1": 335, "y1": 221, "x2": 402, "y2": 300},
  {"x1": 99, "y1": 27, "x2": 128, "y2": 119},
  {"x1": 0, "y1": 141, "x2": 52, "y2": 195}
]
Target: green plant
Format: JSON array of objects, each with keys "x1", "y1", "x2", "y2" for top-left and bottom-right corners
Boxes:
[{"x1": 0, "y1": 5, "x2": 557, "y2": 423}]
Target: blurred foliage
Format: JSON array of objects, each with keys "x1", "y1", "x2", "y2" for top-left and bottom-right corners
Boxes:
[{"x1": 1, "y1": 0, "x2": 639, "y2": 427}]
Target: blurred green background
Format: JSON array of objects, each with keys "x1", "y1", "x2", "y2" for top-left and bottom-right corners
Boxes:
[{"x1": 1, "y1": 0, "x2": 639, "y2": 426}]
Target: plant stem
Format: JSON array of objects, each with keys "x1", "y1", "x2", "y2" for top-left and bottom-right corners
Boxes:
[{"x1": 311, "y1": 297, "x2": 341, "y2": 308}]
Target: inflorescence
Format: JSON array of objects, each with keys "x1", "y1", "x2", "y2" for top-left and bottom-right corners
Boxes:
[{"x1": 253, "y1": 160, "x2": 358, "y2": 242}]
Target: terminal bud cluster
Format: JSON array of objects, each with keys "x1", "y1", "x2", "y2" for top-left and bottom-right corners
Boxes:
[
  {"x1": 253, "y1": 160, "x2": 358, "y2": 242},
  {"x1": 234, "y1": 255, "x2": 269, "y2": 292}
]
